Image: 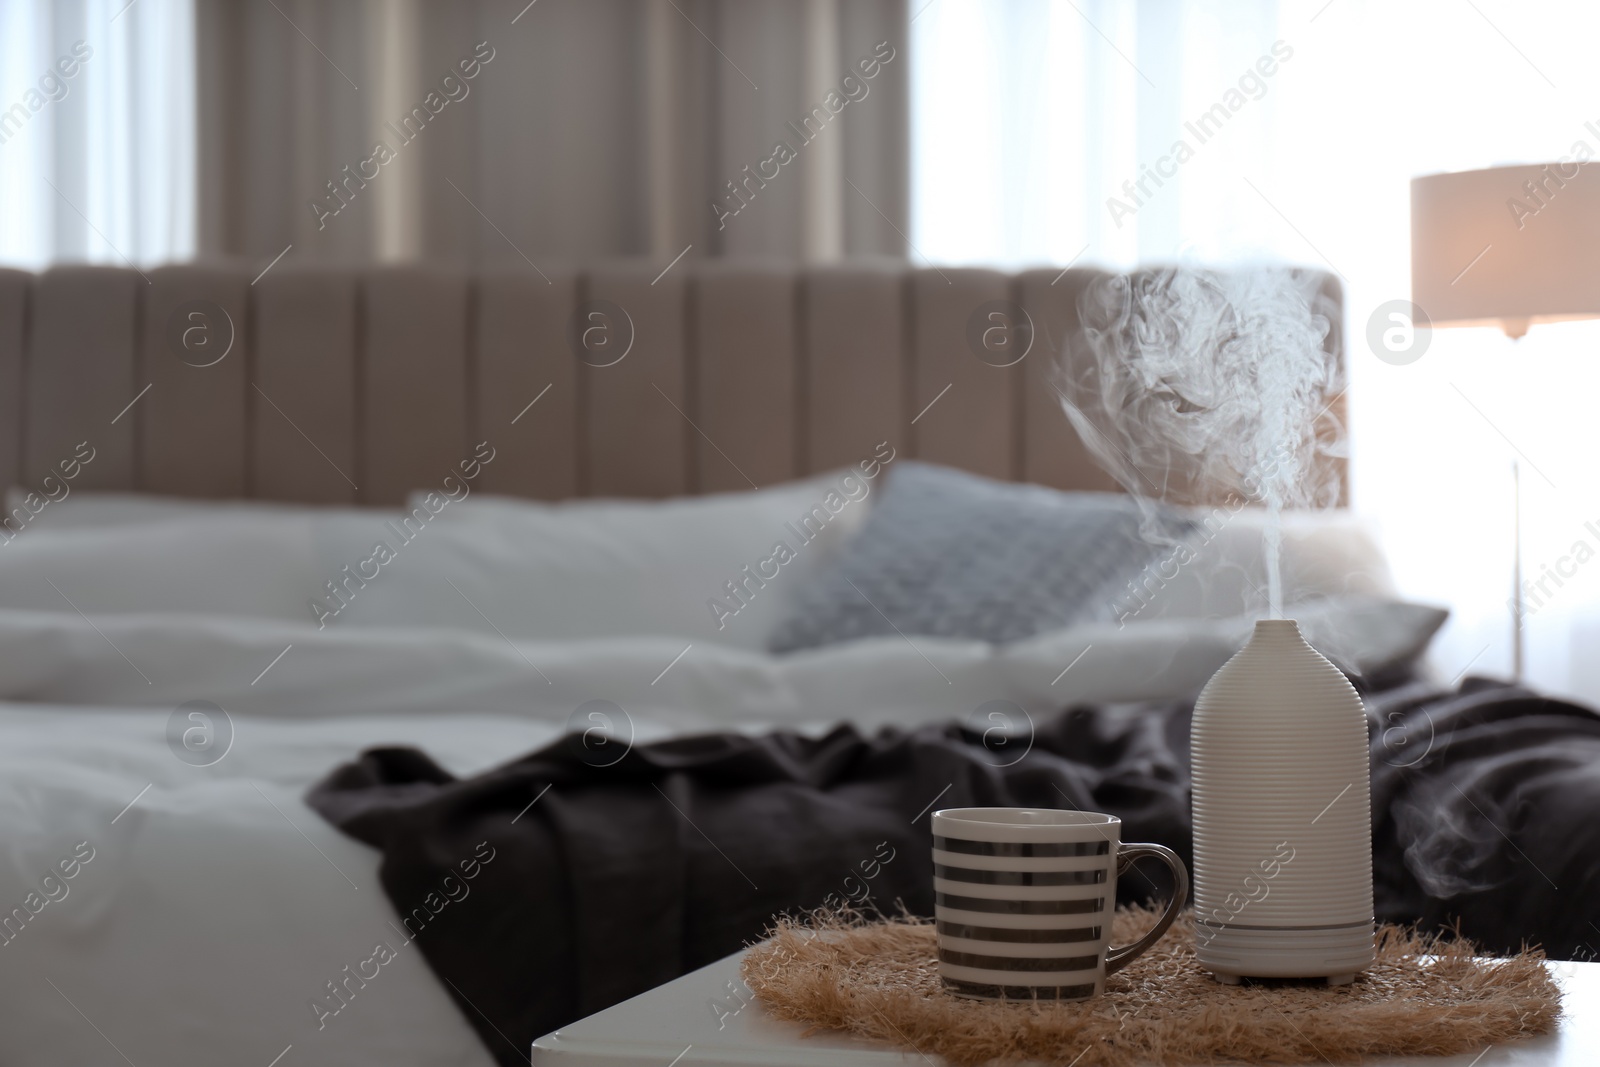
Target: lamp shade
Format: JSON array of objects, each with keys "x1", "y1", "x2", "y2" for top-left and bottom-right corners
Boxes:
[{"x1": 1411, "y1": 162, "x2": 1600, "y2": 337}]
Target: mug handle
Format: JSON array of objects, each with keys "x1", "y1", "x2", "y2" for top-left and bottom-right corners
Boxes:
[{"x1": 1103, "y1": 842, "x2": 1189, "y2": 976}]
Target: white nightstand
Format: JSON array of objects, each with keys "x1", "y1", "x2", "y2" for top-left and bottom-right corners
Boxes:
[{"x1": 532, "y1": 951, "x2": 1597, "y2": 1066}]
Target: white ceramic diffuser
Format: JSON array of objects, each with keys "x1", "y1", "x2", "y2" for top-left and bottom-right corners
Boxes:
[{"x1": 1191, "y1": 619, "x2": 1375, "y2": 983}]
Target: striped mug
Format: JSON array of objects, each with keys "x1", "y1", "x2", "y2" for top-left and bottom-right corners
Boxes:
[{"x1": 932, "y1": 808, "x2": 1188, "y2": 1001}]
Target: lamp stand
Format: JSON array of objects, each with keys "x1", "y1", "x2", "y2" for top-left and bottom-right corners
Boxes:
[{"x1": 1512, "y1": 458, "x2": 1524, "y2": 682}]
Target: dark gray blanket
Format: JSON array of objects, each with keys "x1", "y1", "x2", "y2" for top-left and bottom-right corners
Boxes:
[{"x1": 306, "y1": 678, "x2": 1600, "y2": 1066}]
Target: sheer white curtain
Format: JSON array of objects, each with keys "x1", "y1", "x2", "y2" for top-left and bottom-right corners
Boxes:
[
  {"x1": 912, "y1": 0, "x2": 1600, "y2": 706},
  {"x1": 0, "y1": 0, "x2": 194, "y2": 269}
]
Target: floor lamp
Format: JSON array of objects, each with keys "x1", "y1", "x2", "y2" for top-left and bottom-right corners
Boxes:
[{"x1": 1412, "y1": 162, "x2": 1600, "y2": 680}]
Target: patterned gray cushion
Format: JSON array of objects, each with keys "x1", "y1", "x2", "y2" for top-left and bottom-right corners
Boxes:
[{"x1": 767, "y1": 463, "x2": 1184, "y2": 653}]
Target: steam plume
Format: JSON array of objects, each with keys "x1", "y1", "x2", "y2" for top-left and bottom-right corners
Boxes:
[{"x1": 1055, "y1": 267, "x2": 1344, "y2": 616}]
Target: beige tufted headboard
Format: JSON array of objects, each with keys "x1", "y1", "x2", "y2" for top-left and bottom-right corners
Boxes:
[{"x1": 0, "y1": 261, "x2": 1344, "y2": 505}]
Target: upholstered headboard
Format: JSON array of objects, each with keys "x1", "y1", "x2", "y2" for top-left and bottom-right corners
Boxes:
[{"x1": 0, "y1": 261, "x2": 1343, "y2": 505}]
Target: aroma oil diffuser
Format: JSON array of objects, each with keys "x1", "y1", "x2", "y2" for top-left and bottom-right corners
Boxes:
[{"x1": 1190, "y1": 619, "x2": 1375, "y2": 983}]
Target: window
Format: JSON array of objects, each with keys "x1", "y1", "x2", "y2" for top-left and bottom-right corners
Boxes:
[{"x1": 0, "y1": 0, "x2": 195, "y2": 269}]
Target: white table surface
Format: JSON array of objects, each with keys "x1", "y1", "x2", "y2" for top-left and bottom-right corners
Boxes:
[{"x1": 532, "y1": 952, "x2": 1598, "y2": 1067}]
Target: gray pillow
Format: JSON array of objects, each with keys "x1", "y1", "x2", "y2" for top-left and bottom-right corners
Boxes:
[{"x1": 767, "y1": 463, "x2": 1187, "y2": 653}]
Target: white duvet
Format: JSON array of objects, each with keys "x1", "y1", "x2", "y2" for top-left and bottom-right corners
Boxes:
[{"x1": 0, "y1": 485, "x2": 1431, "y2": 1066}]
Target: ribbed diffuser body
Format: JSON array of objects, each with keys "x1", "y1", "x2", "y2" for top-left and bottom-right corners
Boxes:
[{"x1": 1191, "y1": 619, "x2": 1375, "y2": 981}]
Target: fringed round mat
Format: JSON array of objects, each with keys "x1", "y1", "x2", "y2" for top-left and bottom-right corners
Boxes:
[{"x1": 741, "y1": 908, "x2": 1561, "y2": 1066}]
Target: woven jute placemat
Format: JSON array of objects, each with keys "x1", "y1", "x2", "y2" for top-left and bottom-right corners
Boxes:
[{"x1": 740, "y1": 907, "x2": 1561, "y2": 1066}]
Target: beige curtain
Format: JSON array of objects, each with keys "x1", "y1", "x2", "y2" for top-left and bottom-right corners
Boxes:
[{"x1": 195, "y1": 0, "x2": 908, "y2": 264}]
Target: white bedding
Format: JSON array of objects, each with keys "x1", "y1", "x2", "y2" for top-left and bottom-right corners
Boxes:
[
  {"x1": 0, "y1": 484, "x2": 1436, "y2": 1066},
  {"x1": 0, "y1": 597, "x2": 1443, "y2": 1067},
  {"x1": 0, "y1": 706, "x2": 514, "y2": 1067},
  {"x1": 0, "y1": 619, "x2": 1019, "y2": 1067}
]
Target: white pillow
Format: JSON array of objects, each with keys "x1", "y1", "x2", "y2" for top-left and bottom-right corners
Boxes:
[
  {"x1": 1106, "y1": 505, "x2": 1397, "y2": 624},
  {"x1": 0, "y1": 501, "x2": 414, "y2": 625},
  {"x1": 1006, "y1": 594, "x2": 1448, "y2": 701},
  {"x1": 0, "y1": 516, "x2": 327, "y2": 622},
  {"x1": 325, "y1": 470, "x2": 882, "y2": 649},
  {"x1": 2, "y1": 488, "x2": 299, "y2": 531}
]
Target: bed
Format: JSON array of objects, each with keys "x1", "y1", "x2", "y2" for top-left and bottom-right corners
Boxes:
[{"x1": 0, "y1": 261, "x2": 1591, "y2": 1067}]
